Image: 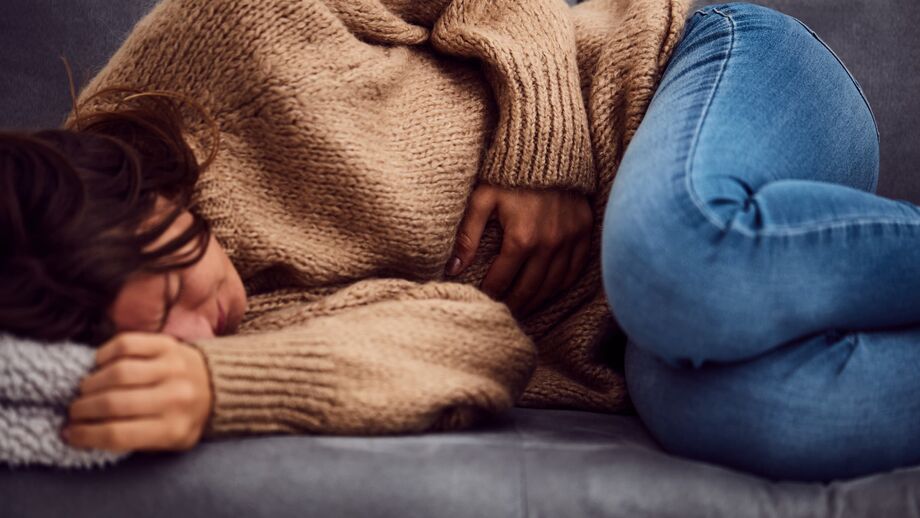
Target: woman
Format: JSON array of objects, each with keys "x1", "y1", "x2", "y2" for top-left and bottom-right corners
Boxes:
[
  {"x1": 0, "y1": 0, "x2": 907, "y2": 482},
  {"x1": 2, "y1": 0, "x2": 678, "y2": 455}
]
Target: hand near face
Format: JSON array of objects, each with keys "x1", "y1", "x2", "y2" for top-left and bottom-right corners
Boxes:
[
  {"x1": 445, "y1": 183, "x2": 594, "y2": 318},
  {"x1": 62, "y1": 332, "x2": 213, "y2": 453}
]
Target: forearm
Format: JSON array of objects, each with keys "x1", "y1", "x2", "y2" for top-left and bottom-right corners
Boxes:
[{"x1": 190, "y1": 279, "x2": 538, "y2": 437}]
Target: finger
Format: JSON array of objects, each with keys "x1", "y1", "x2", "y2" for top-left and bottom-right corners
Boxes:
[
  {"x1": 447, "y1": 188, "x2": 496, "y2": 276},
  {"x1": 503, "y1": 251, "x2": 553, "y2": 316},
  {"x1": 519, "y1": 245, "x2": 572, "y2": 317},
  {"x1": 79, "y1": 357, "x2": 174, "y2": 396},
  {"x1": 63, "y1": 417, "x2": 170, "y2": 453},
  {"x1": 95, "y1": 332, "x2": 172, "y2": 367},
  {"x1": 68, "y1": 386, "x2": 167, "y2": 422},
  {"x1": 479, "y1": 235, "x2": 529, "y2": 300},
  {"x1": 560, "y1": 235, "x2": 591, "y2": 292}
]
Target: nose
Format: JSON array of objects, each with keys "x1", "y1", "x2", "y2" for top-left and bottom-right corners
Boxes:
[{"x1": 162, "y1": 311, "x2": 215, "y2": 341}]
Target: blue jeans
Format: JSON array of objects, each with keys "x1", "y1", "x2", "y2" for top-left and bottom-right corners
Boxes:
[{"x1": 601, "y1": 3, "x2": 920, "y2": 482}]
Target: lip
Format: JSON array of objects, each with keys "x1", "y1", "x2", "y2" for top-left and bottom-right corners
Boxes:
[{"x1": 216, "y1": 300, "x2": 227, "y2": 336}]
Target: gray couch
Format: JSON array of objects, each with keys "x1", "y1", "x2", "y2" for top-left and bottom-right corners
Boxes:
[{"x1": 1, "y1": 1, "x2": 918, "y2": 516}]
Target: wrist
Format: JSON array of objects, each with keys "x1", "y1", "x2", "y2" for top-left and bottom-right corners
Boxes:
[{"x1": 184, "y1": 342, "x2": 216, "y2": 439}]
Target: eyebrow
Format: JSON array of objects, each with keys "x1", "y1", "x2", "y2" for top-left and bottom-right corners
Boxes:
[{"x1": 155, "y1": 273, "x2": 182, "y2": 332}]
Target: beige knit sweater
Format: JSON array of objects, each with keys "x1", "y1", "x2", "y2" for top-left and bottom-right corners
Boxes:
[{"x1": 70, "y1": 0, "x2": 688, "y2": 438}]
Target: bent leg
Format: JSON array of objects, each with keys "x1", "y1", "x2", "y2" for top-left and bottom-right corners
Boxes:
[
  {"x1": 601, "y1": 2, "x2": 920, "y2": 365},
  {"x1": 625, "y1": 330, "x2": 920, "y2": 482}
]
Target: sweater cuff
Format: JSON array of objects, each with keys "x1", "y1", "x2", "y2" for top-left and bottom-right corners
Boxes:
[
  {"x1": 189, "y1": 334, "x2": 336, "y2": 438},
  {"x1": 478, "y1": 50, "x2": 597, "y2": 195}
]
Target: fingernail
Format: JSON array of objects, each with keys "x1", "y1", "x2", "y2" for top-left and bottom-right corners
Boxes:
[{"x1": 446, "y1": 256, "x2": 462, "y2": 276}]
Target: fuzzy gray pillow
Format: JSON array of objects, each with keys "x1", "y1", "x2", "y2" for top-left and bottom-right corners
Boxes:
[{"x1": 0, "y1": 334, "x2": 129, "y2": 468}]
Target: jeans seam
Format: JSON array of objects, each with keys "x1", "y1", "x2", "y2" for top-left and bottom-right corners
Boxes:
[
  {"x1": 756, "y1": 216, "x2": 920, "y2": 236},
  {"x1": 684, "y1": 7, "x2": 736, "y2": 233}
]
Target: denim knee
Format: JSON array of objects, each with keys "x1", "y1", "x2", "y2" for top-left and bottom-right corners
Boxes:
[
  {"x1": 695, "y1": 2, "x2": 879, "y2": 148},
  {"x1": 601, "y1": 0, "x2": 885, "y2": 366}
]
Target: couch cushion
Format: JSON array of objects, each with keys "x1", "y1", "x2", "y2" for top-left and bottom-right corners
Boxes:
[{"x1": 3, "y1": 408, "x2": 920, "y2": 518}]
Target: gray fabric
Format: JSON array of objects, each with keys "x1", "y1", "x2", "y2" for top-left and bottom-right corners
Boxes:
[
  {"x1": 3, "y1": 408, "x2": 920, "y2": 518},
  {"x1": 1, "y1": 336, "x2": 95, "y2": 404},
  {"x1": 0, "y1": 336, "x2": 129, "y2": 468}
]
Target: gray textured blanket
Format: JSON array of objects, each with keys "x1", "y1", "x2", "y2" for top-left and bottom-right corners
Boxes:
[{"x1": 0, "y1": 334, "x2": 129, "y2": 468}]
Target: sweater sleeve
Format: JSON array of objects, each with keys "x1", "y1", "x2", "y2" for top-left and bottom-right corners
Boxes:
[
  {"x1": 187, "y1": 278, "x2": 537, "y2": 438},
  {"x1": 428, "y1": 0, "x2": 597, "y2": 195}
]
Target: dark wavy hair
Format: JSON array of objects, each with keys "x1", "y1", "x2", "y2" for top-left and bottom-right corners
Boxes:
[{"x1": 0, "y1": 59, "x2": 220, "y2": 345}]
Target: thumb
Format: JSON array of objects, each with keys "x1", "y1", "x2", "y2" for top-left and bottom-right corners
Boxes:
[{"x1": 447, "y1": 190, "x2": 494, "y2": 276}]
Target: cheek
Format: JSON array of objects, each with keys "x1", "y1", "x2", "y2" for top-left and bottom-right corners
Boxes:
[
  {"x1": 205, "y1": 235, "x2": 230, "y2": 280},
  {"x1": 184, "y1": 238, "x2": 227, "y2": 295},
  {"x1": 218, "y1": 241, "x2": 247, "y2": 304}
]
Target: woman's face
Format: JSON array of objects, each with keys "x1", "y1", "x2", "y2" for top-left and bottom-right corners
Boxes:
[{"x1": 108, "y1": 199, "x2": 248, "y2": 342}]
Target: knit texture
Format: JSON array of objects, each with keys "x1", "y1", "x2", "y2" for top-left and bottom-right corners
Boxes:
[
  {"x1": 0, "y1": 335, "x2": 129, "y2": 468},
  {"x1": 68, "y1": 0, "x2": 689, "y2": 438}
]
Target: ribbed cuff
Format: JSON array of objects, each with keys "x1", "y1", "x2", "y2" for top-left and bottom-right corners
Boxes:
[
  {"x1": 478, "y1": 49, "x2": 597, "y2": 195},
  {"x1": 189, "y1": 335, "x2": 338, "y2": 438}
]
